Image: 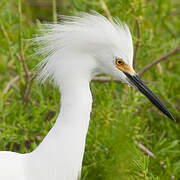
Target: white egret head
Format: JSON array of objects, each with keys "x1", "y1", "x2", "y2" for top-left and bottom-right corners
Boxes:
[
  {"x1": 34, "y1": 12, "x2": 174, "y2": 121},
  {"x1": 34, "y1": 12, "x2": 133, "y2": 82}
]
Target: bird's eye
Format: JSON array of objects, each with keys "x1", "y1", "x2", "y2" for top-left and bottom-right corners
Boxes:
[{"x1": 116, "y1": 58, "x2": 124, "y2": 66}]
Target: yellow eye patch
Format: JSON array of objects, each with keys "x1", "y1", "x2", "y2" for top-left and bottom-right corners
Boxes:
[{"x1": 115, "y1": 58, "x2": 135, "y2": 75}]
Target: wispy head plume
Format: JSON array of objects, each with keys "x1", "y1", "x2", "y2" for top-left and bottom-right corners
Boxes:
[{"x1": 33, "y1": 12, "x2": 133, "y2": 83}]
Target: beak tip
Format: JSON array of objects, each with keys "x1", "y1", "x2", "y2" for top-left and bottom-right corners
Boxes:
[
  {"x1": 162, "y1": 110, "x2": 175, "y2": 122},
  {"x1": 169, "y1": 114, "x2": 176, "y2": 122}
]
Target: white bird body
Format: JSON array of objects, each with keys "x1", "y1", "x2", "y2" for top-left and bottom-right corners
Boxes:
[
  {"x1": 0, "y1": 79, "x2": 92, "y2": 180},
  {"x1": 0, "y1": 77, "x2": 92, "y2": 180},
  {"x1": 27, "y1": 77, "x2": 93, "y2": 180},
  {"x1": 0, "y1": 12, "x2": 173, "y2": 180},
  {"x1": 0, "y1": 151, "x2": 27, "y2": 179}
]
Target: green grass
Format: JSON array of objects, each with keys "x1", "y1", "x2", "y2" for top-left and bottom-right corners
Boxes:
[{"x1": 0, "y1": 0, "x2": 180, "y2": 179}]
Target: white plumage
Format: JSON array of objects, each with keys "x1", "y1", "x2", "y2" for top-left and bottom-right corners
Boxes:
[
  {"x1": 0, "y1": 12, "x2": 174, "y2": 180},
  {"x1": 34, "y1": 12, "x2": 133, "y2": 84}
]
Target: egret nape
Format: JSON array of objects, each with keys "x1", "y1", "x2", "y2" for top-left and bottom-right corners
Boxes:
[{"x1": 0, "y1": 12, "x2": 174, "y2": 180}]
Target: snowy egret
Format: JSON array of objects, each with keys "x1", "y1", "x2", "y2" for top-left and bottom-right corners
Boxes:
[{"x1": 0, "y1": 12, "x2": 174, "y2": 180}]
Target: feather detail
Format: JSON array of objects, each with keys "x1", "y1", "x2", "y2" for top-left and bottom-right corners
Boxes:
[{"x1": 33, "y1": 12, "x2": 133, "y2": 83}]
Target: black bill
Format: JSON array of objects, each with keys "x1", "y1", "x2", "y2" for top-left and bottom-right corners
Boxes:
[{"x1": 124, "y1": 72, "x2": 175, "y2": 121}]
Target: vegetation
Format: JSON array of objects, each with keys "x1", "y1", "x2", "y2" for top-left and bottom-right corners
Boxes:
[{"x1": 0, "y1": 0, "x2": 179, "y2": 179}]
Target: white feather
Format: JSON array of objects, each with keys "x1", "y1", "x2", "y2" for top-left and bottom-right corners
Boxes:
[{"x1": 33, "y1": 12, "x2": 133, "y2": 83}]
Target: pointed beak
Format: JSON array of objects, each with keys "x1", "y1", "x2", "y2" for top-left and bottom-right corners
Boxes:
[{"x1": 124, "y1": 72, "x2": 175, "y2": 121}]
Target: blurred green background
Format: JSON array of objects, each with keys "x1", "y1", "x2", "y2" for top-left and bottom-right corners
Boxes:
[{"x1": 0, "y1": 0, "x2": 180, "y2": 179}]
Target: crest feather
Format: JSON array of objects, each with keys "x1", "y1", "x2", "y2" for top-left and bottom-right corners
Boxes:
[{"x1": 33, "y1": 12, "x2": 133, "y2": 83}]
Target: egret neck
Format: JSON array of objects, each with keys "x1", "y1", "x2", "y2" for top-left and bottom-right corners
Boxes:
[{"x1": 28, "y1": 77, "x2": 92, "y2": 180}]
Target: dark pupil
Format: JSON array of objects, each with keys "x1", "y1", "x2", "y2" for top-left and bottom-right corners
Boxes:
[{"x1": 118, "y1": 60, "x2": 122, "y2": 64}]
